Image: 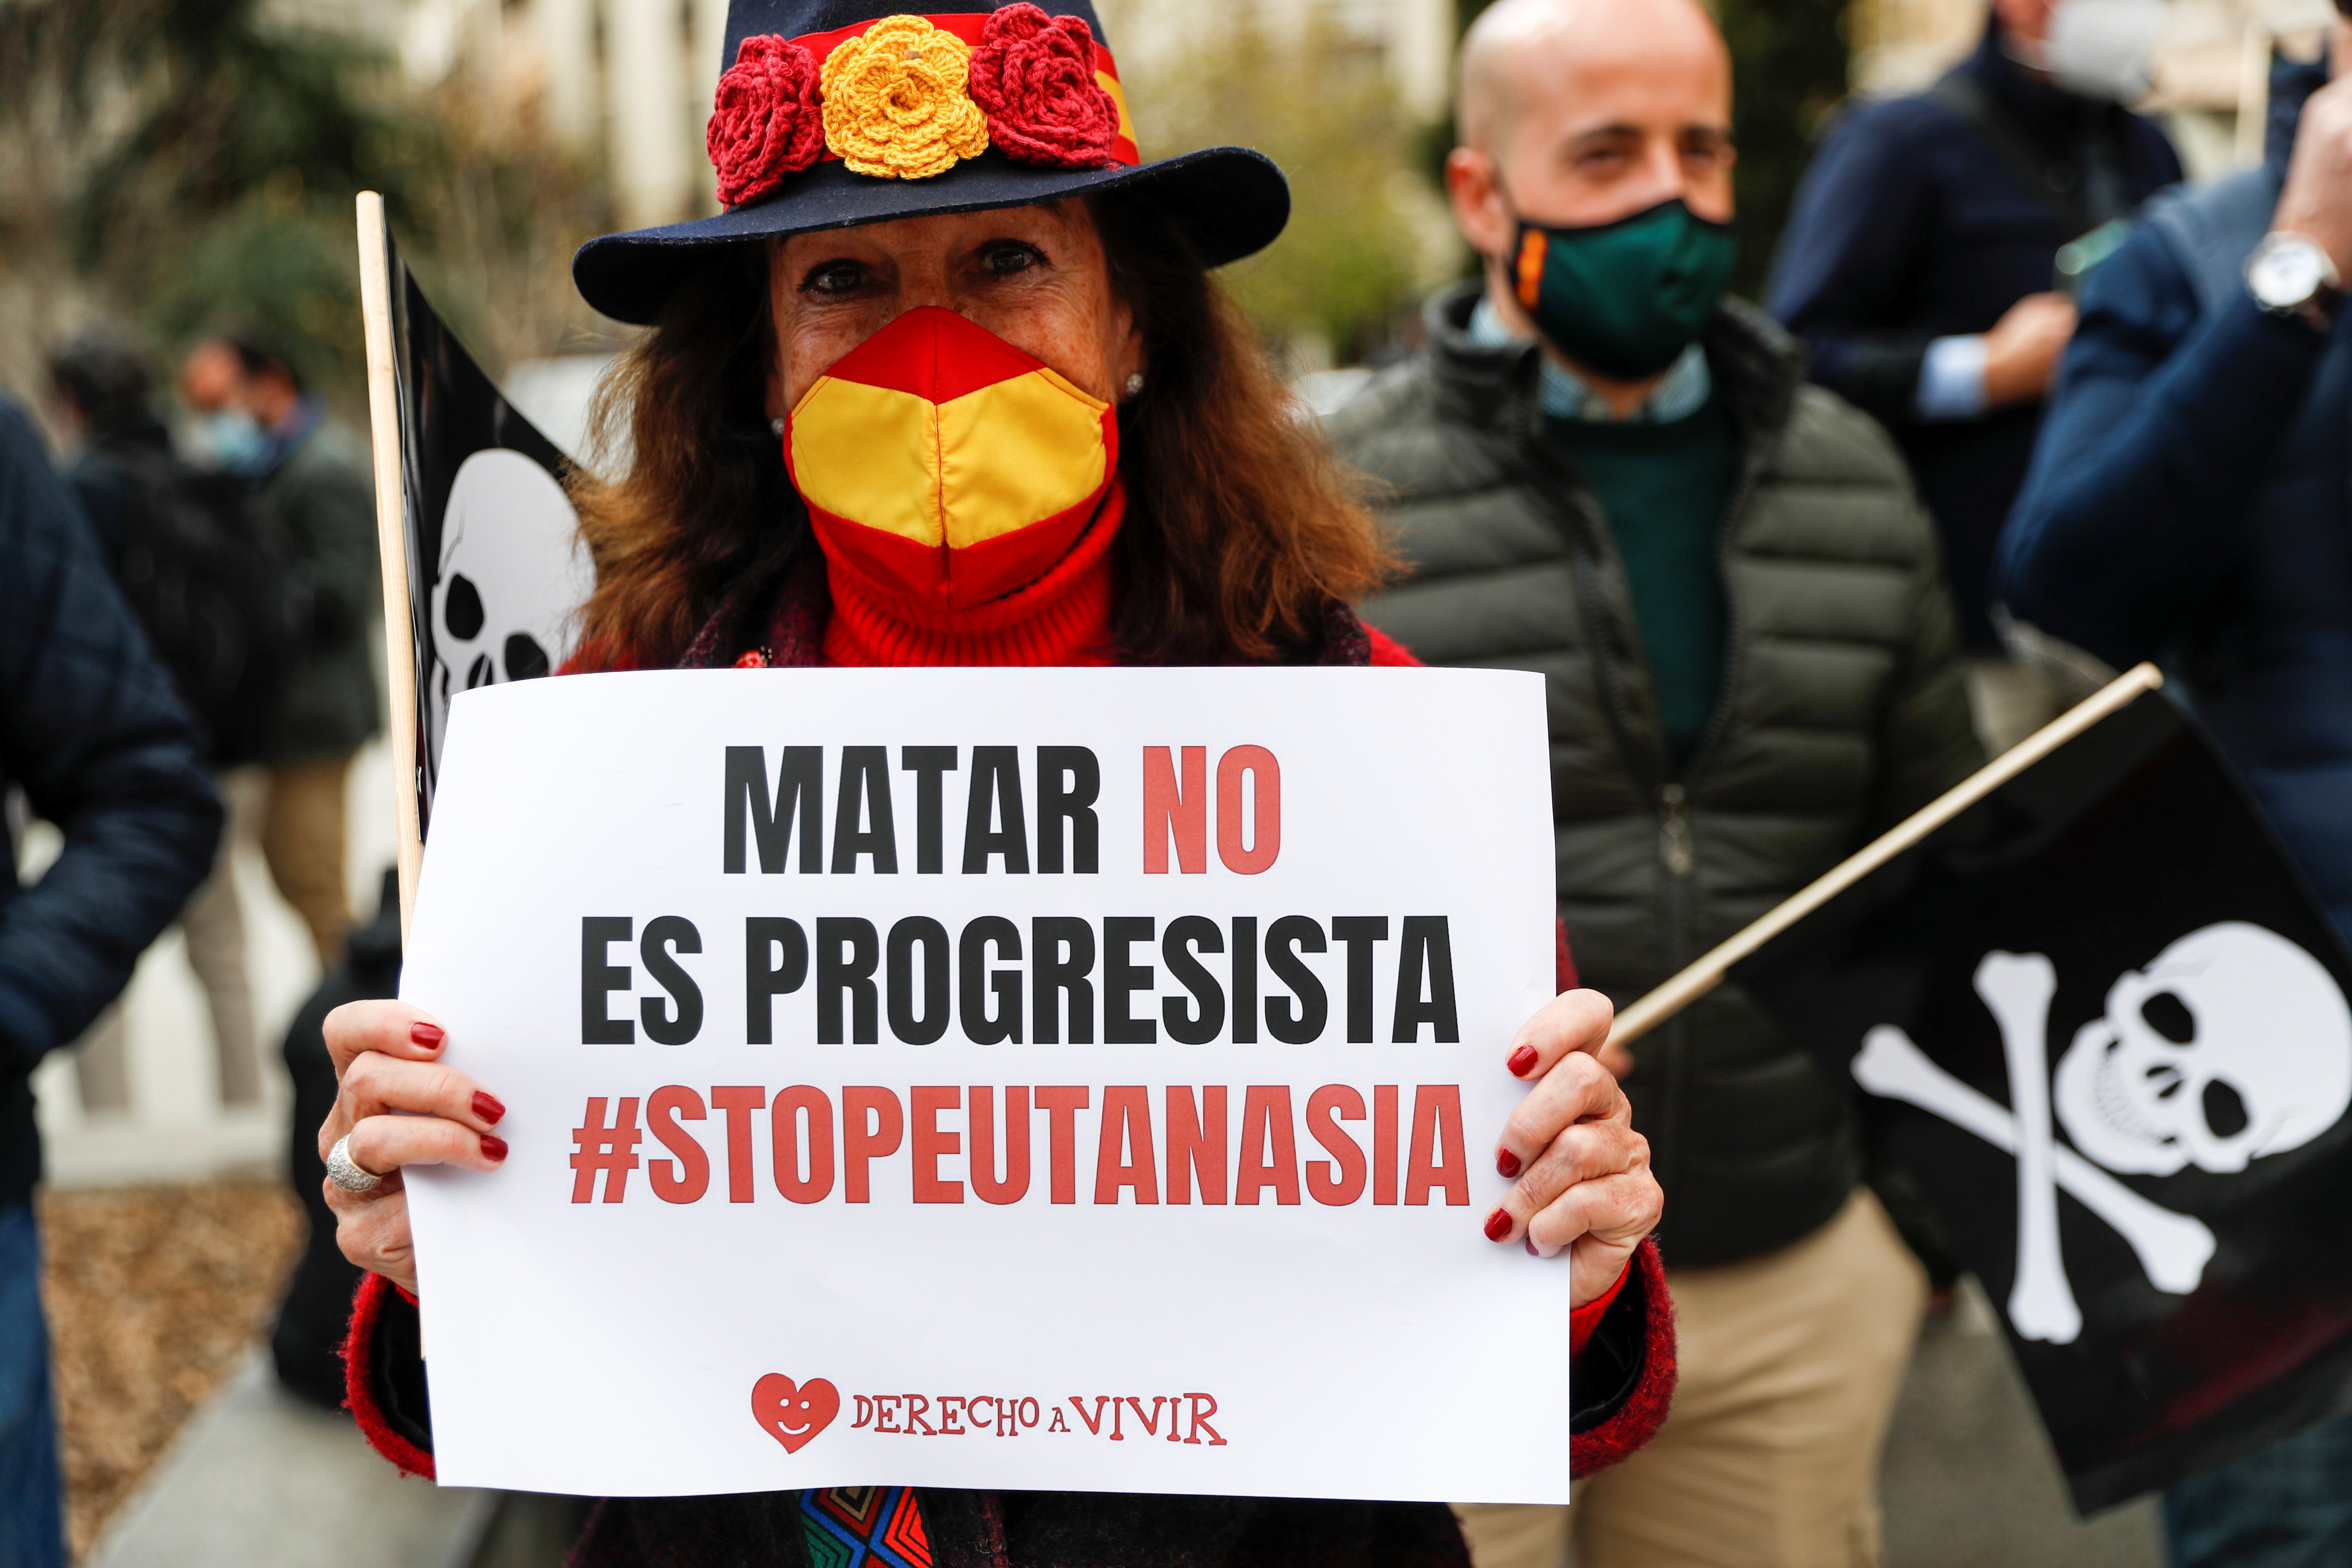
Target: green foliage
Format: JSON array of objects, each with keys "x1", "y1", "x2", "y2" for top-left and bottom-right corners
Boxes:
[
  {"x1": 1713, "y1": 0, "x2": 1849, "y2": 297},
  {"x1": 142, "y1": 194, "x2": 368, "y2": 390},
  {"x1": 0, "y1": 0, "x2": 607, "y2": 405},
  {"x1": 1121, "y1": 7, "x2": 1440, "y2": 362},
  {"x1": 67, "y1": 2, "x2": 434, "y2": 262}
]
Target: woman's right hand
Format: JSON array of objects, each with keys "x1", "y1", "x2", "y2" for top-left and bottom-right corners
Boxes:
[{"x1": 319, "y1": 999, "x2": 508, "y2": 1295}]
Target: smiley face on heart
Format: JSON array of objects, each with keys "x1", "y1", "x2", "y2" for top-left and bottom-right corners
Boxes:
[{"x1": 751, "y1": 1373, "x2": 840, "y2": 1454}]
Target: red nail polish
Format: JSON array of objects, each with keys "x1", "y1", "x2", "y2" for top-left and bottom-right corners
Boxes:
[
  {"x1": 1496, "y1": 1149, "x2": 1522, "y2": 1179},
  {"x1": 411, "y1": 1022, "x2": 445, "y2": 1050},
  {"x1": 1525, "y1": 1236, "x2": 1540, "y2": 1256},
  {"x1": 1483, "y1": 1208, "x2": 1511, "y2": 1242},
  {"x1": 480, "y1": 1135, "x2": 508, "y2": 1163},
  {"x1": 473, "y1": 1090, "x2": 506, "y2": 1125},
  {"x1": 1507, "y1": 1045, "x2": 1538, "y2": 1078}
]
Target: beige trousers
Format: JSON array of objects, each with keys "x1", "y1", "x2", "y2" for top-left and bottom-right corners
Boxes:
[
  {"x1": 263, "y1": 753, "x2": 355, "y2": 967},
  {"x1": 73, "y1": 770, "x2": 263, "y2": 1112},
  {"x1": 1455, "y1": 1190, "x2": 1927, "y2": 1568}
]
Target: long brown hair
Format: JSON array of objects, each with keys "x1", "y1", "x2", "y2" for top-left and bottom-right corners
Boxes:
[{"x1": 568, "y1": 190, "x2": 1392, "y2": 668}]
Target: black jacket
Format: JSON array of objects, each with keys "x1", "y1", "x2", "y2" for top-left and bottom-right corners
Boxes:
[
  {"x1": 273, "y1": 872, "x2": 400, "y2": 1406},
  {"x1": 1334, "y1": 290, "x2": 1983, "y2": 1268},
  {"x1": 0, "y1": 399, "x2": 221, "y2": 1207},
  {"x1": 257, "y1": 414, "x2": 381, "y2": 763},
  {"x1": 1767, "y1": 21, "x2": 2181, "y2": 649}
]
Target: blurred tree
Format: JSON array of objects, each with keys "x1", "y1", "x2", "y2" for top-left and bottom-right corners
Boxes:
[
  {"x1": 142, "y1": 196, "x2": 370, "y2": 389},
  {"x1": 1450, "y1": 0, "x2": 1852, "y2": 298},
  {"x1": 1713, "y1": 0, "x2": 1849, "y2": 297},
  {"x1": 1115, "y1": 2, "x2": 1451, "y2": 365},
  {"x1": 0, "y1": 0, "x2": 606, "y2": 407}
]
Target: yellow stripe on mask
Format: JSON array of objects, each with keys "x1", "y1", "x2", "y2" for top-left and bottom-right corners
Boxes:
[
  {"x1": 789, "y1": 377, "x2": 945, "y2": 546},
  {"x1": 936, "y1": 367, "x2": 1108, "y2": 548}
]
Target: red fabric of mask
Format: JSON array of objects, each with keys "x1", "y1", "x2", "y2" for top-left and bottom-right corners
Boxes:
[{"x1": 785, "y1": 305, "x2": 1119, "y2": 613}]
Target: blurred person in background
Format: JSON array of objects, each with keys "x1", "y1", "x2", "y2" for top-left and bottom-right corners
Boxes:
[
  {"x1": 1330, "y1": 0, "x2": 1982, "y2": 1559},
  {"x1": 1766, "y1": 0, "x2": 2180, "y2": 751},
  {"x1": 48, "y1": 332, "x2": 293, "y2": 1112},
  {"x1": 1998, "y1": 21, "x2": 2352, "y2": 1565},
  {"x1": 178, "y1": 329, "x2": 381, "y2": 966},
  {"x1": 0, "y1": 396, "x2": 221, "y2": 1568},
  {"x1": 269, "y1": 871, "x2": 395, "y2": 1408}
]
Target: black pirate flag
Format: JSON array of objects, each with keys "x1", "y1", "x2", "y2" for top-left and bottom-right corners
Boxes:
[
  {"x1": 1692, "y1": 674, "x2": 2352, "y2": 1512},
  {"x1": 374, "y1": 217, "x2": 590, "y2": 834}
]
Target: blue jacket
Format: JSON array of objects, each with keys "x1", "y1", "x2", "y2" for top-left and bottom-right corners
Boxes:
[
  {"x1": 1999, "y1": 56, "x2": 2352, "y2": 939},
  {"x1": 0, "y1": 398, "x2": 221, "y2": 1206},
  {"x1": 1767, "y1": 21, "x2": 2181, "y2": 649}
]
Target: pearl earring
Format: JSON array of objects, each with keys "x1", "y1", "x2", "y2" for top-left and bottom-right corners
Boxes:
[
  {"x1": 770, "y1": 415, "x2": 785, "y2": 437},
  {"x1": 1124, "y1": 373, "x2": 1145, "y2": 396}
]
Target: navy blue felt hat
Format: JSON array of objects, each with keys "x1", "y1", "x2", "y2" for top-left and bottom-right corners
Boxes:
[{"x1": 572, "y1": 0, "x2": 1290, "y2": 325}]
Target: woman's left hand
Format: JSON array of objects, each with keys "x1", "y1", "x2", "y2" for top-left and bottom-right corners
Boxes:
[{"x1": 1486, "y1": 989, "x2": 1661, "y2": 1309}]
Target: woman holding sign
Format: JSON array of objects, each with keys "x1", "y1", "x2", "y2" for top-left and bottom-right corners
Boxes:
[{"x1": 321, "y1": 0, "x2": 1671, "y2": 1560}]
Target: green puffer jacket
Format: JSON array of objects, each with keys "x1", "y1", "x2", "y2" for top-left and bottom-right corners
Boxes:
[{"x1": 1334, "y1": 285, "x2": 1983, "y2": 1268}]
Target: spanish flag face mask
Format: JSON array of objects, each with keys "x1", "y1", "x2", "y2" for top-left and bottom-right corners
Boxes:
[{"x1": 785, "y1": 305, "x2": 1119, "y2": 612}]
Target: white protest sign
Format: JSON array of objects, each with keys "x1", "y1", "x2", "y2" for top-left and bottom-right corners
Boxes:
[{"x1": 402, "y1": 666, "x2": 1565, "y2": 1501}]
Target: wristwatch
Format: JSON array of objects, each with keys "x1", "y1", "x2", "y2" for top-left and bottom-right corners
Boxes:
[{"x1": 2245, "y1": 232, "x2": 2343, "y2": 331}]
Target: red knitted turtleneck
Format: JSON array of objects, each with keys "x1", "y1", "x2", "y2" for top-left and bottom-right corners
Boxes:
[{"x1": 819, "y1": 482, "x2": 1124, "y2": 668}]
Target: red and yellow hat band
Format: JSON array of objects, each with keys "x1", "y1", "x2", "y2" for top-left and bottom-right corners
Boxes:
[{"x1": 785, "y1": 306, "x2": 1119, "y2": 612}]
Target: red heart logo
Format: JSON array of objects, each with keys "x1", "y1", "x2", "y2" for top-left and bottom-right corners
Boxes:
[{"x1": 751, "y1": 1373, "x2": 840, "y2": 1454}]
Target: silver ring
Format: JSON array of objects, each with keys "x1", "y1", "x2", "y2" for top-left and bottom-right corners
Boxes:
[{"x1": 326, "y1": 1133, "x2": 385, "y2": 1192}]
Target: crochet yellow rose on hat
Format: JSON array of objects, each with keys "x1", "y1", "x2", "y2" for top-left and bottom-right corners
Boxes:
[{"x1": 821, "y1": 15, "x2": 991, "y2": 179}]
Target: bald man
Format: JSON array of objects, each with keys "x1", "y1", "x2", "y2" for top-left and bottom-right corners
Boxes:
[{"x1": 1335, "y1": 1, "x2": 1983, "y2": 1562}]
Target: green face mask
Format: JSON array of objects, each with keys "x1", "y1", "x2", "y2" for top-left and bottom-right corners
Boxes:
[{"x1": 1509, "y1": 198, "x2": 1737, "y2": 381}]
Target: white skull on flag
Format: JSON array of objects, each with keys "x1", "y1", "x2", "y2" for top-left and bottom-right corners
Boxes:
[{"x1": 425, "y1": 448, "x2": 592, "y2": 778}]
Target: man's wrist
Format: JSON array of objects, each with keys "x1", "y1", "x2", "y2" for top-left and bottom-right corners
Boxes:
[{"x1": 2246, "y1": 232, "x2": 2344, "y2": 332}]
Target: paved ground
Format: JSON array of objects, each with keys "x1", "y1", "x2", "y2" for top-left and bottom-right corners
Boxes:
[
  {"x1": 76, "y1": 1348, "x2": 594, "y2": 1568},
  {"x1": 84, "y1": 1353, "x2": 500, "y2": 1568},
  {"x1": 1880, "y1": 1281, "x2": 2164, "y2": 1568},
  {"x1": 42, "y1": 1182, "x2": 304, "y2": 1557},
  {"x1": 43, "y1": 1180, "x2": 590, "y2": 1568}
]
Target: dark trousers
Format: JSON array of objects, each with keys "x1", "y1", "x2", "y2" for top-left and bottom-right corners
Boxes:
[
  {"x1": 2167, "y1": 1412, "x2": 2352, "y2": 1568},
  {"x1": 0, "y1": 1202, "x2": 65, "y2": 1568}
]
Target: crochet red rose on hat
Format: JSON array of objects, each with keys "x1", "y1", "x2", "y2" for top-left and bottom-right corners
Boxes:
[
  {"x1": 966, "y1": 3, "x2": 1120, "y2": 169},
  {"x1": 707, "y1": 35, "x2": 825, "y2": 208}
]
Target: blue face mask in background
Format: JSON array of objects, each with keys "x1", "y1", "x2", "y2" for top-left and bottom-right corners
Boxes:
[{"x1": 199, "y1": 408, "x2": 271, "y2": 475}]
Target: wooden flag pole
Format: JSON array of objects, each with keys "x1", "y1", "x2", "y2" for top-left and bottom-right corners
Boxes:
[
  {"x1": 356, "y1": 191, "x2": 423, "y2": 943},
  {"x1": 1605, "y1": 661, "x2": 2166, "y2": 1051}
]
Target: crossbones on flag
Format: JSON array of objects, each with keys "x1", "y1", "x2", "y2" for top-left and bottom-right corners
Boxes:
[
  {"x1": 377, "y1": 227, "x2": 591, "y2": 834},
  {"x1": 1707, "y1": 676, "x2": 2352, "y2": 1510}
]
